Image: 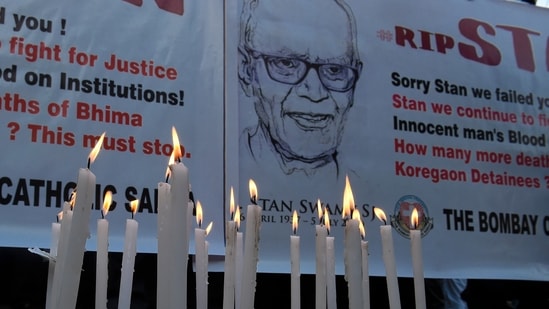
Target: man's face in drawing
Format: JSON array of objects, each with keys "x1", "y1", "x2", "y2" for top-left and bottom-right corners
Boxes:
[{"x1": 240, "y1": 0, "x2": 362, "y2": 161}]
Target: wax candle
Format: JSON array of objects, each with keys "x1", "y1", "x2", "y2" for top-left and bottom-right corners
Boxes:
[
  {"x1": 118, "y1": 200, "x2": 139, "y2": 309},
  {"x1": 45, "y1": 214, "x2": 60, "y2": 309},
  {"x1": 325, "y1": 211, "x2": 337, "y2": 309},
  {"x1": 158, "y1": 127, "x2": 190, "y2": 309},
  {"x1": 342, "y1": 177, "x2": 362, "y2": 309},
  {"x1": 96, "y1": 191, "x2": 112, "y2": 309},
  {"x1": 374, "y1": 207, "x2": 401, "y2": 309},
  {"x1": 234, "y1": 206, "x2": 244, "y2": 309},
  {"x1": 49, "y1": 200, "x2": 73, "y2": 308},
  {"x1": 410, "y1": 208, "x2": 426, "y2": 309},
  {"x1": 359, "y1": 220, "x2": 370, "y2": 309},
  {"x1": 223, "y1": 188, "x2": 237, "y2": 309},
  {"x1": 50, "y1": 133, "x2": 105, "y2": 309},
  {"x1": 195, "y1": 201, "x2": 212, "y2": 309},
  {"x1": 315, "y1": 202, "x2": 327, "y2": 309},
  {"x1": 241, "y1": 179, "x2": 261, "y2": 309},
  {"x1": 290, "y1": 210, "x2": 300, "y2": 309}
]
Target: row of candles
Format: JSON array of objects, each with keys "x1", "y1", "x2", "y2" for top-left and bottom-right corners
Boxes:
[{"x1": 42, "y1": 126, "x2": 427, "y2": 309}]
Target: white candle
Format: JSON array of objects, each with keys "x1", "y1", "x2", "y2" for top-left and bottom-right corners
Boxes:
[
  {"x1": 324, "y1": 211, "x2": 336, "y2": 309},
  {"x1": 156, "y1": 181, "x2": 171, "y2": 309},
  {"x1": 50, "y1": 132, "x2": 104, "y2": 309},
  {"x1": 410, "y1": 208, "x2": 426, "y2": 309},
  {"x1": 375, "y1": 208, "x2": 401, "y2": 309},
  {"x1": 235, "y1": 207, "x2": 244, "y2": 309},
  {"x1": 223, "y1": 220, "x2": 237, "y2": 309},
  {"x1": 361, "y1": 239, "x2": 370, "y2": 309},
  {"x1": 315, "y1": 224, "x2": 327, "y2": 309},
  {"x1": 96, "y1": 191, "x2": 112, "y2": 309},
  {"x1": 290, "y1": 210, "x2": 300, "y2": 309},
  {"x1": 195, "y1": 201, "x2": 211, "y2": 309},
  {"x1": 240, "y1": 179, "x2": 261, "y2": 309},
  {"x1": 118, "y1": 200, "x2": 139, "y2": 309},
  {"x1": 223, "y1": 189, "x2": 237, "y2": 309},
  {"x1": 49, "y1": 201, "x2": 73, "y2": 308},
  {"x1": 342, "y1": 177, "x2": 362, "y2": 309},
  {"x1": 45, "y1": 218, "x2": 60, "y2": 309},
  {"x1": 159, "y1": 127, "x2": 190, "y2": 309}
]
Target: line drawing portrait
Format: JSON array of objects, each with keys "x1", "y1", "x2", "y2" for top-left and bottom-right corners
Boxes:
[{"x1": 238, "y1": 0, "x2": 362, "y2": 178}]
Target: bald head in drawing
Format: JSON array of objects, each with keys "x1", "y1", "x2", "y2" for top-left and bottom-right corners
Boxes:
[{"x1": 238, "y1": 0, "x2": 362, "y2": 177}]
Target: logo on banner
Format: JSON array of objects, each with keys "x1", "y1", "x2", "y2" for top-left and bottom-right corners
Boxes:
[{"x1": 390, "y1": 195, "x2": 433, "y2": 238}]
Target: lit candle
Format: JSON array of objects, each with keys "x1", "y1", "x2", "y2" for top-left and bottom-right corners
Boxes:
[
  {"x1": 157, "y1": 127, "x2": 191, "y2": 309},
  {"x1": 49, "y1": 199, "x2": 73, "y2": 308},
  {"x1": 118, "y1": 199, "x2": 139, "y2": 309},
  {"x1": 359, "y1": 218, "x2": 370, "y2": 309},
  {"x1": 240, "y1": 179, "x2": 261, "y2": 309},
  {"x1": 342, "y1": 176, "x2": 362, "y2": 309},
  {"x1": 223, "y1": 188, "x2": 237, "y2": 309},
  {"x1": 410, "y1": 208, "x2": 426, "y2": 309},
  {"x1": 234, "y1": 206, "x2": 244, "y2": 309},
  {"x1": 315, "y1": 201, "x2": 327, "y2": 309},
  {"x1": 96, "y1": 191, "x2": 112, "y2": 309},
  {"x1": 45, "y1": 213, "x2": 61, "y2": 309},
  {"x1": 195, "y1": 201, "x2": 212, "y2": 309},
  {"x1": 374, "y1": 207, "x2": 401, "y2": 309},
  {"x1": 157, "y1": 149, "x2": 174, "y2": 309},
  {"x1": 325, "y1": 211, "x2": 337, "y2": 309},
  {"x1": 290, "y1": 210, "x2": 300, "y2": 309},
  {"x1": 50, "y1": 132, "x2": 105, "y2": 309}
]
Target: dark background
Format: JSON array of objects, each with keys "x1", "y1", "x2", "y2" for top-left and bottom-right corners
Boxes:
[{"x1": 1, "y1": 247, "x2": 547, "y2": 309}]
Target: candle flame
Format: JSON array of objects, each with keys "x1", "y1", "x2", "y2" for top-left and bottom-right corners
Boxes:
[
  {"x1": 229, "y1": 186, "x2": 235, "y2": 220},
  {"x1": 317, "y1": 199, "x2": 323, "y2": 220},
  {"x1": 102, "y1": 190, "x2": 113, "y2": 217},
  {"x1": 374, "y1": 207, "x2": 387, "y2": 225},
  {"x1": 411, "y1": 207, "x2": 419, "y2": 230},
  {"x1": 196, "y1": 200, "x2": 203, "y2": 227},
  {"x1": 359, "y1": 219, "x2": 366, "y2": 240},
  {"x1": 342, "y1": 175, "x2": 355, "y2": 219},
  {"x1": 57, "y1": 211, "x2": 63, "y2": 222},
  {"x1": 292, "y1": 210, "x2": 298, "y2": 235},
  {"x1": 69, "y1": 191, "x2": 77, "y2": 210},
  {"x1": 324, "y1": 210, "x2": 330, "y2": 234},
  {"x1": 205, "y1": 221, "x2": 213, "y2": 236},
  {"x1": 130, "y1": 199, "x2": 139, "y2": 217},
  {"x1": 171, "y1": 126, "x2": 182, "y2": 161},
  {"x1": 235, "y1": 206, "x2": 241, "y2": 230},
  {"x1": 88, "y1": 132, "x2": 106, "y2": 166},
  {"x1": 352, "y1": 208, "x2": 361, "y2": 221},
  {"x1": 165, "y1": 150, "x2": 175, "y2": 180},
  {"x1": 249, "y1": 179, "x2": 258, "y2": 204}
]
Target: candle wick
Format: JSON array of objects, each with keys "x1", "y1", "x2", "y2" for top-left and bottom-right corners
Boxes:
[
  {"x1": 87, "y1": 157, "x2": 91, "y2": 169},
  {"x1": 131, "y1": 212, "x2": 134, "y2": 220},
  {"x1": 251, "y1": 196, "x2": 257, "y2": 205},
  {"x1": 101, "y1": 210, "x2": 105, "y2": 220},
  {"x1": 165, "y1": 174, "x2": 170, "y2": 183}
]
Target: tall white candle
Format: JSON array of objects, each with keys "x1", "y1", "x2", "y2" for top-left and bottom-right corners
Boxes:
[
  {"x1": 51, "y1": 133, "x2": 104, "y2": 309},
  {"x1": 315, "y1": 204, "x2": 327, "y2": 309},
  {"x1": 195, "y1": 202, "x2": 211, "y2": 309},
  {"x1": 223, "y1": 188, "x2": 237, "y2": 309},
  {"x1": 410, "y1": 208, "x2": 426, "y2": 309},
  {"x1": 375, "y1": 208, "x2": 401, "y2": 309},
  {"x1": 234, "y1": 207, "x2": 244, "y2": 309},
  {"x1": 156, "y1": 181, "x2": 171, "y2": 309},
  {"x1": 241, "y1": 180, "x2": 261, "y2": 309},
  {"x1": 96, "y1": 191, "x2": 112, "y2": 309},
  {"x1": 360, "y1": 221, "x2": 370, "y2": 309},
  {"x1": 45, "y1": 217, "x2": 60, "y2": 309},
  {"x1": 49, "y1": 201, "x2": 73, "y2": 308},
  {"x1": 159, "y1": 127, "x2": 190, "y2": 309},
  {"x1": 342, "y1": 177, "x2": 362, "y2": 309},
  {"x1": 118, "y1": 200, "x2": 139, "y2": 309},
  {"x1": 290, "y1": 210, "x2": 300, "y2": 309},
  {"x1": 325, "y1": 212, "x2": 336, "y2": 309}
]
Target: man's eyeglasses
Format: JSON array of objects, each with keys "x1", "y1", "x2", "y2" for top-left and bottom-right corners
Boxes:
[{"x1": 247, "y1": 48, "x2": 362, "y2": 92}]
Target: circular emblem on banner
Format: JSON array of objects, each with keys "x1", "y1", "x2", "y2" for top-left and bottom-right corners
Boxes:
[{"x1": 389, "y1": 195, "x2": 433, "y2": 239}]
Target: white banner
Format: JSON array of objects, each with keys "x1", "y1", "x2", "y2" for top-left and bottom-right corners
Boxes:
[
  {"x1": 233, "y1": 0, "x2": 549, "y2": 280},
  {"x1": 0, "y1": 0, "x2": 225, "y2": 254}
]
